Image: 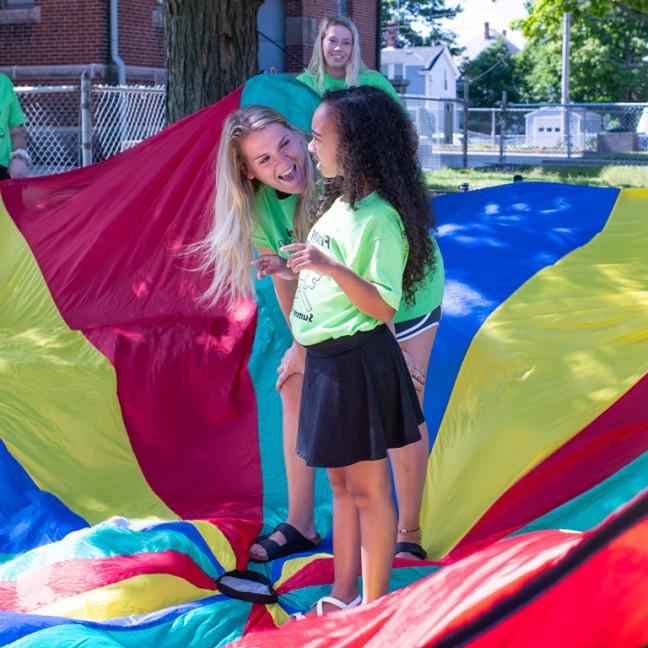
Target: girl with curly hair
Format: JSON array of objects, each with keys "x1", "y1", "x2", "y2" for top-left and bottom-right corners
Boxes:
[
  {"x1": 297, "y1": 16, "x2": 401, "y2": 103},
  {"x1": 256, "y1": 86, "x2": 436, "y2": 614}
]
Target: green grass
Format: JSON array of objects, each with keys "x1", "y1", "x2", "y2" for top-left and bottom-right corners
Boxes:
[{"x1": 425, "y1": 164, "x2": 648, "y2": 192}]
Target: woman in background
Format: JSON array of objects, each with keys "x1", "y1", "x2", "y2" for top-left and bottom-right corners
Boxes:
[{"x1": 297, "y1": 16, "x2": 402, "y2": 104}]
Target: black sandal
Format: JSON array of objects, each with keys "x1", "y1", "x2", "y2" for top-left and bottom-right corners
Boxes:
[
  {"x1": 394, "y1": 542, "x2": 428, "y2": 560},
  {"x1": 249, "y1": 522, "x2": 320, "y2": 563}
]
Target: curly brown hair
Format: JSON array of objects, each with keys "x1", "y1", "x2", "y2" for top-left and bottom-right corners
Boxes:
[{"x1": 319, "y1": 86, "x2": 436, "y2": 305}]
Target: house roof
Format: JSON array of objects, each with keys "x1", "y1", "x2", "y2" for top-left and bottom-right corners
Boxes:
[
  {"x1": 462, "y1": 29, "x2": 520, "y2": 62},
  {"x1": 381, "y1": 45, "x2": 459, "y2": 77}
]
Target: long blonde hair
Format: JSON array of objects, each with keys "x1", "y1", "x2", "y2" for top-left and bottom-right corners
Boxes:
[
  {"x1": 196, "y1": 105, "x2": 316, "y2": 307},
  {"x1": 305, "y1": 16, "x2": 364, "y2": 94}
]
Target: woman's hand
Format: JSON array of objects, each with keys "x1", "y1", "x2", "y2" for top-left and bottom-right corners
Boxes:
[
  {"x1": 276, "y1": 341, "x2": 306, "y2": 390},
  {"x1": 281, "y1": 243, "x2": 338, "y2": 276},
  {"x1": 8, "y1": 157, "x2": 28, "y2": 179},
  {"x1": 251, "y1": 254, "x2": 295, "y2": 280},
  {"x1": 401, "y1": 348, "x2": 426, "y2": 394}
]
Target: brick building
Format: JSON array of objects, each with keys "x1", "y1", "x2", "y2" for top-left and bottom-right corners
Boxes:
[
  {"x1": 0, "y1": 1, "x2": 165, "y2": 84},
  {"x1": 0, "y1": 1, "x2": 380, "y2": 85}
]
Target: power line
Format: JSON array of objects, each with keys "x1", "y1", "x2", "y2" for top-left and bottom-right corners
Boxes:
[{"x1": 466, "y1": 57, "x2": 507, "y2": 83}]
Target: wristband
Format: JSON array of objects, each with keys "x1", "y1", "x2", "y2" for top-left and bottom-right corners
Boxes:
[{"x1": 10, "y1": 148, "x2": 31, "y2": 166}]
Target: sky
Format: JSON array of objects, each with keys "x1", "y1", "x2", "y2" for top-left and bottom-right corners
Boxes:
[{"x1": 438, "y1": 0, "x2": 529, "y2": 50}]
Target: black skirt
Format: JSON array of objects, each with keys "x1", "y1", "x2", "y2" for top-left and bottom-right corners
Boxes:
[{"x1": 296, "y1": 324, "x2": 424, "y2": 468}]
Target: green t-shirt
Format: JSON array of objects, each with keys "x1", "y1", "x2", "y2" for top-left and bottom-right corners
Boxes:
[
  {"x1": 252, "y1": 183, "x2": 298, "y2": 258},
  {"x1": 394, "y1": 237, "x2": 444, "y2": 324},
  {"x1": 0, "y1": 73, "x2": 25, "y2": 168},
  {"x1": 290, "y1": 193, "x2": 406, "y2": 346},
  {"x1": 251, "y1": 182, "x2": 444, "y2": 321},
  {"x1": 297, "y1": 68, "x2": 402, "y2": 104}
]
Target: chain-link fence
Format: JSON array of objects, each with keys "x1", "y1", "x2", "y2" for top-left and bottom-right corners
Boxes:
[
  {"x1": 405, "y1": 95, "x2": 648, "y2": 168},
  {"x1": 15, "y1": 81, "x2": 648, "y2": 175},
  {"x1": 402, "y1": 95, "x2": 463, "y2": 170},
  {"x1": 91, "y1": 85, "x2": 165, "y2": 161},
  {"x1": 16, "y1": 84, "x2": 82, "y2": 175},
  {"x1": 16, "y1": 77, "x2": 165, "y2": 176}
]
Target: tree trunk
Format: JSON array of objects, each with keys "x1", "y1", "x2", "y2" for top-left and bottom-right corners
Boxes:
[{"x1": 164, "y1": 0, "x2": 263, "y2": 123}]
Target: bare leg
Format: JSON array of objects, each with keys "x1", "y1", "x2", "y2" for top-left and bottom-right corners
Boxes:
[
  {"x1": 248, "y1": 372, "x2": 318, "y2": 560},
  {"x1": 390, "y1": 325, "x2": 438, "y2": 559},
  {"x1": 300, "y1": 461, "x2": 395, "y2": 616},
  {"x1": 345, "y1": 459, "x2": 396, "y2": 602},
  {"x1": 297, "y1": 468, "x2": 363, "y2": 617},
  {"x1": 325, "y1": 468, "x2": 361, "y2": 607}
]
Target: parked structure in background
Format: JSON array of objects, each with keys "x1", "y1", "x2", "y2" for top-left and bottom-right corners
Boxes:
[
  {"x1": 0, "y1": 1, "x2": 379, "y2": 84},
  {"x1": 525, "y1": 106, "x2": 602, "y2": 149}
]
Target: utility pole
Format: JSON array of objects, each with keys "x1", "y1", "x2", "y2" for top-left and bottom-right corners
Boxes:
[
  {"x1": 561, "y1": 12, "x2": 571, "y2": 153},
  {"x1": 499, "y1": 90, "x2": 507, "y2": 165},
  {"x1": 463, "y1": 79, "x2": 469, "y2": 168}
]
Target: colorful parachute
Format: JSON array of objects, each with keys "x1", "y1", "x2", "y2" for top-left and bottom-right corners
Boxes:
[{"x1": 0, "y1": 75, "x2": 646, "y2": 647}]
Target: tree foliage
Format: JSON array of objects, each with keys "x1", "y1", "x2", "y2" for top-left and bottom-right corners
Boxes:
[
  {"x1": 381, "y1": 0, "x2": 461, "y2": 50},
  {"x1": 520, "y1": 0, "x2": 648, "y2": 35},
  {"x1": 516, "y1": 0, "x2": 648, "y2": 102},
  {"x1": 461, "y1": 38, "x2": 522, "y2": 106}
]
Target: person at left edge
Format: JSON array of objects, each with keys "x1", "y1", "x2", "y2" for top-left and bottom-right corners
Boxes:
[{"x1": 0, "y1": 73, "x2": 30, "y2": 180}]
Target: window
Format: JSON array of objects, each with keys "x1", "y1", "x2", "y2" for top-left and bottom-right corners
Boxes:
[
  {"x1": 443, "y1": 70, "x2": 448, "y2": 91},
  {"x1": 394, "y1": 63, "x2": 403, "y2": 78},
  {"x1": 336, "y1": 0, "x2": 348, "y2": 16},
  {"x1": 381, "y1": 65, "x2": 388, "y2": 76},
  {"x1": 555, "y1": 127, "x2": 561, "y2": 132},
  {"x1": 1, "y1": 0, "x2": 35, "y2": 6},
  {"x1": 539, "y1": 127, "x2": 545, "y2": 132},
  {"x1": 0, "y1": 0, "x2": 39, "y2": 22}
]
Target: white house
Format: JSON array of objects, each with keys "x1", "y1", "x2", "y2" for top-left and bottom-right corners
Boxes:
[
  {"x1": 380, "y1": 44, "x2": 459, "y2": 99},
  {"x1": 380, "y1": 44, "x2": 460, "y2": 162},
  {"x1": 525, "y1": 107, "x2": 602, "y2": 148}
]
